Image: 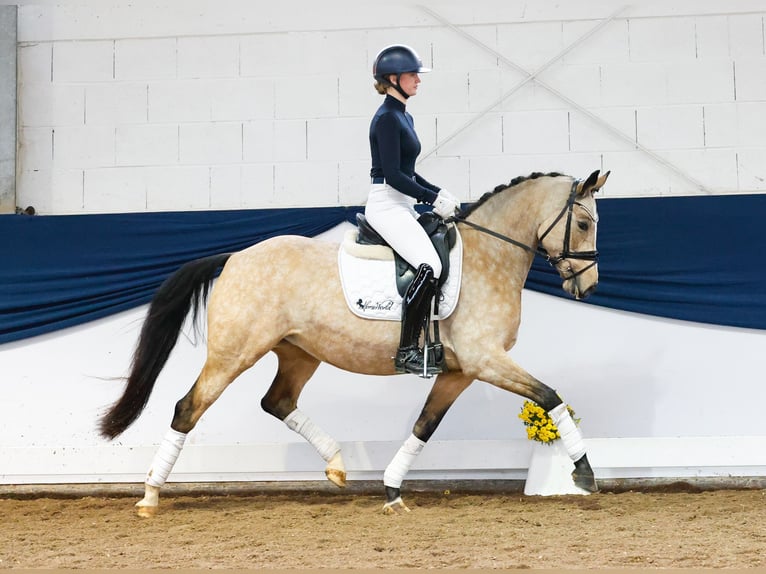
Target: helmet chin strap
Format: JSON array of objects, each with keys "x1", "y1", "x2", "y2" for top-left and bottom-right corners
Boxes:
[{"x1": 392, "y1": 73, "x2": 410, "y2": 100}]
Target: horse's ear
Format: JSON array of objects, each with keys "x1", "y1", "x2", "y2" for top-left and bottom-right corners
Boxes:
[{"x1": 578, "y1": 170, "x2": 610, "y2": 195}]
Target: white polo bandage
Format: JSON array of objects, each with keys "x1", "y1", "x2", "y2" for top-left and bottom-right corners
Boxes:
[
  {"x1": 145, "y1": 428, "x2": 187, "y2": 488},
  {"x1": 549, "y1": 403, "x2": 587, "y2": 462},
  {"x1": 284, "y1": 409, "x2": 340, "y2": 462},
  {"x1": 383, "y1": 434, "x2": 426, "y2": 489}
]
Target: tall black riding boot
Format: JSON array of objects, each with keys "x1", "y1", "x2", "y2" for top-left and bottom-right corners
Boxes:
[{"x1": 394, "y1": 264, "x2": 439, "y2": 376}]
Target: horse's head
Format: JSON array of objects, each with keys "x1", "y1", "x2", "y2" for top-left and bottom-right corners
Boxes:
[{"x1": 537, "y1": 169, "x2": 609, "y2": 300}]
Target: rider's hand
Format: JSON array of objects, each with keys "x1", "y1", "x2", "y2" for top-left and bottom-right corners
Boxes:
[{"x1": 432, "y1": 190, "x2": 460, "y2": 219}]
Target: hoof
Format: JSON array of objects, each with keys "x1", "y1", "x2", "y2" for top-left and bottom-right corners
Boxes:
[
  {"x1": 382, "y1": 497, "x2": 411, "y2": 515},
  {"x1": 325, "y1": 452, "x2": 347, "y2": 488},
  {"x1": 573, "y1": 473, "x2": 599, "y2": 493},
  {"x1": 325, "y1": 467, "x2": 347, "y2": 488},
  {"x1": 135, "y1": 503, "x2": 158, "y2": 518},
  {"x1": 573, "y1": 454, "x2": 599, "y2": 493}
]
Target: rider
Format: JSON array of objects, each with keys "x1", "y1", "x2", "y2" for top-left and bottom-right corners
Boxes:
[{"x1": 365, "y1": 44, "x2": 461, "y2": 376}]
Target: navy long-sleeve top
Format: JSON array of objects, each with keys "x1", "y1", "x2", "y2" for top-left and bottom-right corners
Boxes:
[{"x1": 369, "y1": 95, "x2": 440, "y2": 204}]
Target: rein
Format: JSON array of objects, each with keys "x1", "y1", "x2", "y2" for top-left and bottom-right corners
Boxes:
[{"x1": 448, "y1": 179, "x2": 599, "y2": 279}]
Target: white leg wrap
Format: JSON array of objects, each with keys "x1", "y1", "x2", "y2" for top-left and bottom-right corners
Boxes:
[
  {"x1": 284, "y1": 409, "x2": 340, "y2": 462},
  {"x1": 384, "y1": 434, "x2": 426, "y2": 489},
  {"x1": 145, "y1": 428, "x2": 187, "y2": 488},
  {"x1": 549, "y1": 403, "x2": 587, "y2": 462}
]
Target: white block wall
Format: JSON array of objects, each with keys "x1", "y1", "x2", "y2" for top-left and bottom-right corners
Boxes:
[{"x1": 14, "y1": 0, "x2": 766, "y2": 214}]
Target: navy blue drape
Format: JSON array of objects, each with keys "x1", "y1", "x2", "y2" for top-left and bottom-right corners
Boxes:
[{"x1": 1, "y1": 195, "x2": 763, "y2": 344}]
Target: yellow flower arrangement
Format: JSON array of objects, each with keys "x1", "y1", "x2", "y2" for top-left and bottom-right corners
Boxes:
[{"x1": 518, "y1": 400, "x2": 579, "y2": 444}]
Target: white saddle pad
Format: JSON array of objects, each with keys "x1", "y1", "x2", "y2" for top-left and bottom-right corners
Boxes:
[{"x1": 338, "y1": 227, "x2": 462, "y2": 321}]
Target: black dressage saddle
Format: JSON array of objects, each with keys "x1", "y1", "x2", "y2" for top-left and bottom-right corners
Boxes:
[{"x1": 354, "y1": 211, "x2": 457, "y2": 297}]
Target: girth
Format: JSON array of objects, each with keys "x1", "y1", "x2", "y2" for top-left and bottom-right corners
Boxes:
[{"x1": 355, "y1": 212, "x2": 457, "y2": 297}]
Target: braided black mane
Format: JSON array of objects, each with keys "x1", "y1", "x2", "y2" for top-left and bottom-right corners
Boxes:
[{"x1": 460, "y1": 172, "x2": 566, "y2": 218}]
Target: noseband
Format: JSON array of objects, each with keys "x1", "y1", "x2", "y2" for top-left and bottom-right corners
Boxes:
[{"x1": 449, "y1": 180, "x2": 599, "y2": 280}]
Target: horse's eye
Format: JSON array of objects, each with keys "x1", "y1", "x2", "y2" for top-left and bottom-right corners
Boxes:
[{"x1": 577, "y1": 220, "x2": 589, "y2": 232}]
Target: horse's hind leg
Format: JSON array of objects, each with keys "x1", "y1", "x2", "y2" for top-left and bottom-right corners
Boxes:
[
  {"x1": 383, "y1": 371, "x2": 473, "y2": 514},
  {"x1": 261, "y1": 342, "x2": 346, "y2": 487},
  {"x1": 135, "y1": 356, "x2": 253, "y2": 517}
]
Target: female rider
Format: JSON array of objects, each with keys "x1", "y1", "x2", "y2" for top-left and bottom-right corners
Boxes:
[{"x1": 365, "y1": 44, "x2": 460, "y2": 377}]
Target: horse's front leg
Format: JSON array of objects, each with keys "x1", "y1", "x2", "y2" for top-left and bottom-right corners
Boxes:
[
  {"x1": 383, "y1": 371, "x2": 474, "y2": 514},
  {"x1": 469, "y1": 352, "x2": 598, "y2": 493}
]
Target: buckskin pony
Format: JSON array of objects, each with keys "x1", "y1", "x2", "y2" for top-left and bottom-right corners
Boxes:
[{"x1": 100, "y1": 169, "x2": 609, "y2": 516}]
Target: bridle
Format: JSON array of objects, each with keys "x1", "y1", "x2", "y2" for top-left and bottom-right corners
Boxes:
[{"x1": 447, "y1": 179, "x2": 599, "y2": 280}]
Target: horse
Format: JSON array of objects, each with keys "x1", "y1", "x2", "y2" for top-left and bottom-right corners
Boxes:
[{"x1": 99, "y1": 169, "x2": 609, "y2": 516}]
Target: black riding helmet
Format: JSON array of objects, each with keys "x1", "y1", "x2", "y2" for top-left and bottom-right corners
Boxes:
[{"x1": 372, "y1": 44, "x2": 431, "y2": 99}]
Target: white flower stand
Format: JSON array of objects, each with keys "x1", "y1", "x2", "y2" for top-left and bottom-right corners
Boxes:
[{"x1": 523, "y1": 440, "x2": 591, "y2": 496}]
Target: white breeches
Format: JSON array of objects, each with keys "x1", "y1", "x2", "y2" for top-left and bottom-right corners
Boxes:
[{"x1": 365, "y1": 184, "x2": 442, "y2": 278}]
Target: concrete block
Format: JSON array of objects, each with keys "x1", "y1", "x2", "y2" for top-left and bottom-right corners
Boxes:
[
  {"x1": 240, "y1": 33, "x2": 306, "y2": 78},
  {"x1": 338, "y1": 159, "x2": 369, "y2": 206},
  {"x1": 435, "y1": 112, "x2": 503, "y2": 158},
  {"x1": 467, "y1": 69, "x2": 503, "y2": 113},
  {"x1": 468, "y1": 155, "x2": 520, "y2": 199},
  {"x1": 179, "y1": 123, "x2": 242, "y2": 165},
  {"x1": 414, "y1": 156, "x2": 469, "y2": 199},
  {"x1": 702, "y1": 103, "x2": 738, "y2": 148},
  {"x1": 600, "y1": 62, "x2": 667, "y2": 106},
  {"x1": 18, "y1": 83, "x2": 84, "y2": 127},
  {"x1": 694, "y1": 16, "x2": 729, "y2": 60},
  {"x1": 243, "y1": 119, "x2": 306, "y2": 163},
  {"x1": 569, "y1": 107, "x2": 636, "y2": 152},
  {"x1": 116, "y1": 124, "x2": 178, "y2": 166},
  {"x1": 338, "y1": 72, "x2": 383, "y2": 117},
  {"x1": 307, "y1": 117, "x2": 368, "y2": 161},
  {"x1": 737, "y1": 148, "x2": 766, "y2": 192},
  {"x1": 178, "y1": 36, "x2": 239, "y2": 79},
  {"x1": 242, "y1": 120, "x2": 274, "y2": 162},
  {"x1": 562, "y1": 19, "x2": 629, "y2": 65},
  {"x1": 431, "y1": 24, "x2": 499, "y2": 72},
  {"x1": 240, "y1": 164, "x2": 275, "y2": 208},
  {"x1": 18, "y1": 43, "x2": 52, "y2": 84},
  {"x1": 540, "y1": 63, "x2": 602, "y2": 108},
  {"x1": 53, "y1": 40, "x2": 113, "y2": 82},
  {"x1": 665, "y1": 149, "x2": 738, "y2": 194},
  {"x1": 495, "y1": 75, "x2": 542, "y2": 112},
  {"x1": 85, "y1": 83, "x2": 148, "y2": 126},
  {"x1": 145, "y1": 166, "x2": 210, "y2": 210},
  {"x1": 210, "y1": 164, "x2": 276, "y2": 209},
  {"x1": 734, "y1": 59, "x2": 766, "y2": 101},
  {"x1": 273, "y1": 161, "x2": 337, "y2": 206},
  {"x1": 274, "y1": 75, "x2": 337, "y2": 119},
  {"x1": 274, "y1": 120, "x2": 307, "y2": 162},
  {"x1": 666, "y1": 60, "x2": 735, "y2": 104},
  {"x1": 728, "y1": 14, "x2": 765, "y2": 59},
  {"x1": 18, "y1": 127, "x2": 53, "y2": 172},
  {"x1": 733, "y1": 102, "x2": 766, "y2": 147},
  {"x1": 496, "y1": 152, "x2": 602, "y2": 184},
  {"x1": 297, "y1": 30, "x2": 368, "y2": 76},
  {"x1": 84, "y1": 166, "x2": 146, "y2": 213},
  {"x1": 636, "y1": 106, "x2": 704, "y2": 150},
  {"x1": 53, "y1": 126, "x2": 114, "y2": 169},
  {"x1": 599, "y1": 151, "x2": 670, "y2": 197},
  {"x1": 496, "y1": 21, "x2": 564, "y2": 71},
  {"x1": 148, "y1": 80, "x2": 212, "y2": 122},
  {"x1": 628, "y1": 17, "x2": 696, "y2": 62},
  {"x1": 503, "y1": 110, "x2": 570, "y2": 154},
  {"x1": 211, "y1": 78, "x2": 275, "y2": 121},
  {"x1": 414, "y1": 115, "x2": 437, "y2": 161},
  {"x1": 16, "y1": 168, "x2": 85, "y2": 214},
  {"x1": 210, "y1": 165, "x2": 242, "y2": 209},
  {"x1": 115, "y1": 38, "x2": 176, "y2": 80}
]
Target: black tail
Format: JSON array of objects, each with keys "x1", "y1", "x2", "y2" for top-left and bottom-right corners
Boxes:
[{"x1": 99, "y1": 253, "x2": 232, "y2": 439}]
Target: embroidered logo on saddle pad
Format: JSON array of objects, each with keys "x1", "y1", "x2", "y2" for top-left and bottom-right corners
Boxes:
[{"x1": 338, "y1": 228, "x2": 462, "y2": 321}]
